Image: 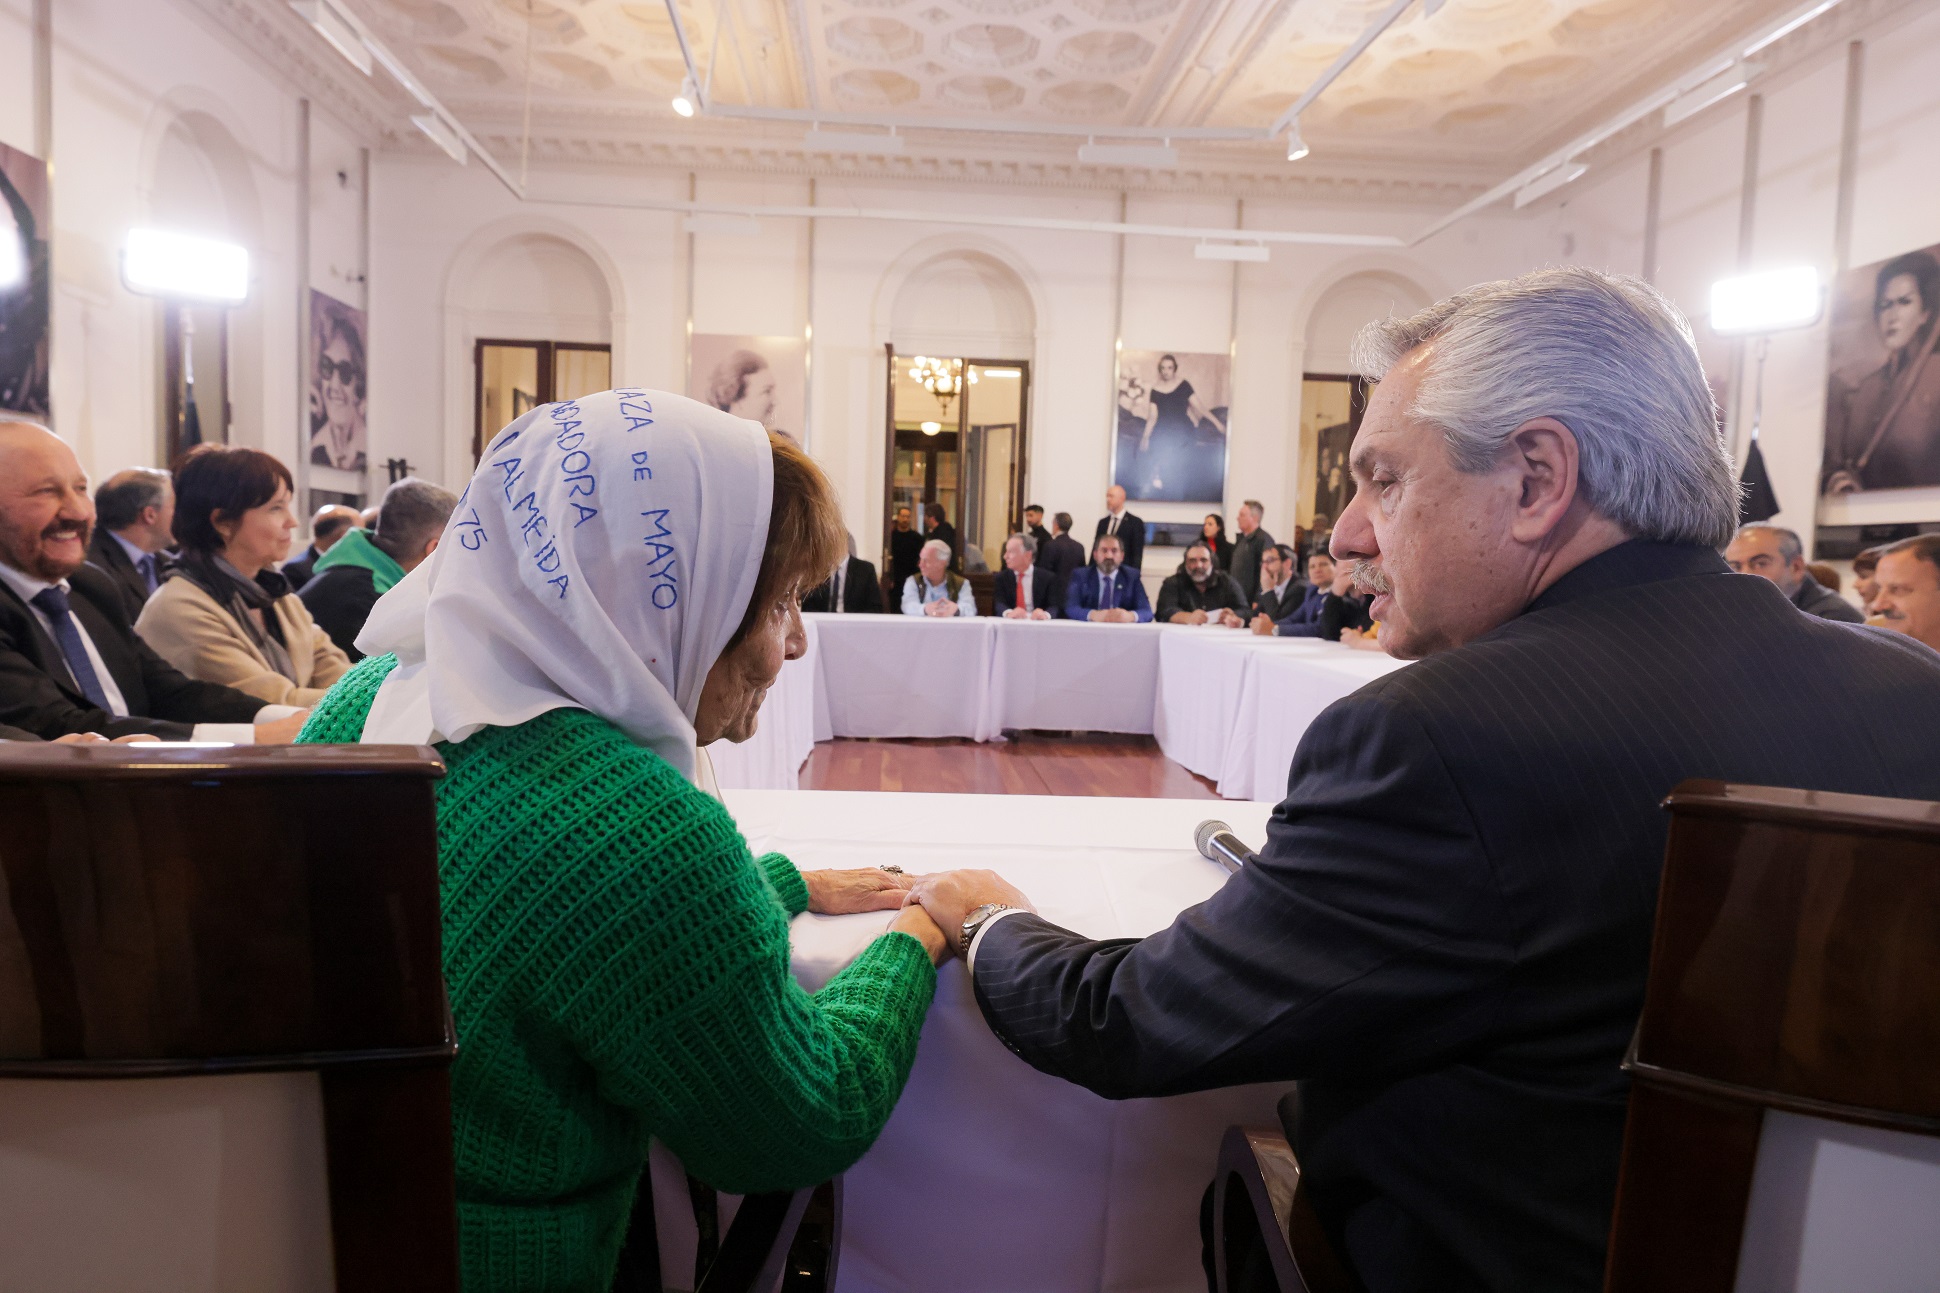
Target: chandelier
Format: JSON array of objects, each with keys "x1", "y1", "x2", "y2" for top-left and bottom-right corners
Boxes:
[{"x1": 907, "y1": 355, "x2": 977, "y2": 420}]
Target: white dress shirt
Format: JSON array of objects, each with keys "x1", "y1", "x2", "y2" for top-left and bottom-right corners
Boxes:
[
  {"x1": 901, "y1": 574, "x2": 979, "y2": 617},
  {"x1": 0, "y1": 560, "x2": 291, "y2": 742}
]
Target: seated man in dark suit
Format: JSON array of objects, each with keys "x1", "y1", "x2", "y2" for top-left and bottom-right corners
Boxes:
[
  {"x1": 1156, "y1": 542, "x2": 1248, "y2": 626},
  {"x1": 1251, "y1": 543, "x2": 1304, "y2": 621},
  {"x1": 1063, "y1": 532, "x2": 1151, "y2": 623},
  {"x1": 800, "y1": 533, "x2": 884, "y2": 614},
  {"x1": 1040, "y1": 511, "x2": 1088, "y2": 602},
  {"x1": 282, "y1": 503, "x2": 362, "y2": 589},
  {"x1": 993, "y1": 532, "x2": 1058, "y2": 619},
  {"x1": 906, "y1": 267, "x2": 1940, "y2": 1293},
  {"x1": 87, "y1": 466, "x2": 175, "y2": 619},
  {"x1": 1253, "y1": 550, "x2": 1333, "y2": 636},
  {"x1": 0, "y1": 422, "x2": 309, "y2": 742},
  {"x1": 1723, "y1": 522, "x2": 1864, "y2": 622},
  {"x1": 301, "y1": 477, "x2": 457, "y2": 659}
]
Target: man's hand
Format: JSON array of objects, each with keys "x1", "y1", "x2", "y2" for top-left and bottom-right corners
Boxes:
[
  {"x1": 1029, "y1": 608, "x2": 1051, "y2": 621},
  {"x1": 1217, "y1": 609, "x2": 1245, "y2": 628},
  {"x1": 1107, "y1": 608, "x2": 1137, "y2": 624},
  {"x1": 254, "y1": 711, "x2": 312, "y2": 744},
  {"x1": 803, "y1": 867, "x2": 915, "y2": 915},
  {"x1": 904, "y1": 869, "x2": 1036, "y2": 948},
  {"x1": 1343, "y1": 627, "x2": 1387, "y2": 653},
  {"x1": 1169, "y1": 609, "x2": 1208, "y2": 626},
  {"x1": 52, "y1": 731, "x2": 106, "y2": 744},
  {"x1": 1003, "y1": 607, "x2": 1028, "y2": 619},
  {"x1": 1250, "y1": 613, "x2": 1276, "y2": 636},
  {"x1": 925, "y1": 599, "x2": 959, "y2": 618}
]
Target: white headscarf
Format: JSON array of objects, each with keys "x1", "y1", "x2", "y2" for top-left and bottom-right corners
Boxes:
[{"x1": 355, "y1": 388, "x2": 773, "y2": 785}]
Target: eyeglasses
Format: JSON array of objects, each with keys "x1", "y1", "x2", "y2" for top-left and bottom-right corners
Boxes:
[{"x1": 317, "y1": 357, "x2": 361, "y2": 384}]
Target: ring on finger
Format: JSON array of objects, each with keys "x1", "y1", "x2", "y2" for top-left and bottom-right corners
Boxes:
[{"x1": 878, "y1": 864, "x2": 904, "y2": 875}]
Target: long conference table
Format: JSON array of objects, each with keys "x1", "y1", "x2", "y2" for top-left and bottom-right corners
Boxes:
[
  {"x1": 715, "y1": 788, "x2": 1287, "y2": 1293},
  {"x1": 707, "y1": 613, "x2": 1409, "y2": 800}
]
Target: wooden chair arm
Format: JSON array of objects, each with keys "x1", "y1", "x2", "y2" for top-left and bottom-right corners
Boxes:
[{"x1": 1213, "y1": 1125, "x2": 1363, "y2": 1293}]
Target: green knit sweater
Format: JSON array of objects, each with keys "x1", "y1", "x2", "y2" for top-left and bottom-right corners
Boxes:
[{"x1": 300, "y1": 655, "x2": 936, "y2": 1292}]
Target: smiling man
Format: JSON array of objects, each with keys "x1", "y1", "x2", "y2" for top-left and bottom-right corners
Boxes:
[
  {"x1": 0, "y1": 421, "x2": 307, "y2": 741},
  {"x1": 909, "y1": 268, "x2": 1940, "y2": 1293}
]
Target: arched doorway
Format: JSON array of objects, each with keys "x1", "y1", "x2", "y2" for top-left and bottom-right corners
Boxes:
[
  {"x1": 882, "y1": 251, "x2": 1035, "y2": 585},
  {"x1": 1296, "y1": 270, "x2": 1431, "y2": 543},
  {"x1": 457, "y1": 232, "x2": 614, "y2": 460}
]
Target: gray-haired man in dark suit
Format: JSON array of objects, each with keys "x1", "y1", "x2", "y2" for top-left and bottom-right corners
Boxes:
[{"x1": 906, "y1": 268, "x2": 1940, "y2": 1293}]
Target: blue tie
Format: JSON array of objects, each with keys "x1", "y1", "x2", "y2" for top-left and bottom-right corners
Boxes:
[
  {"x1": 31, "y1": 586, "x2": 113, "y2": 711},
  {"x1": 136, "y1": 553, "x2": 157, "y2": 594}
]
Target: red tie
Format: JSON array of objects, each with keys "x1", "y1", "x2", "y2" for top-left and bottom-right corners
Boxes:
[{"x1": 1020, "y1": 572, "x2": 1030, "y2": 612}]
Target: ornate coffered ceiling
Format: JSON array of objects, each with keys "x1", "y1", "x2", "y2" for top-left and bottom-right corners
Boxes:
[{"x1": 225, "y1": 0, "x2": 1918, "y2": 196}]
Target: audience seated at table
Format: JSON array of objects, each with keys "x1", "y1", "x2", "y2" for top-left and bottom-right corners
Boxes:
[
  {"x1": 923, "y1": 502, "x2": 960, "y2": 571},
  {"x1": 296, "y1": 393, "x2": 959, "y2": 1292},
  {"x1": 1226, "y1": 499, "x2": 1275, "y2": 604},
  {"x1": 1023, "y1": 504, "x2": 1051, "y2": 550},
  {"x1": 299, "y1": 476, "x2": 458, "y2": 660},
  {"x1": 1724, "y1": 522, "x2": 1863, "y2": 622},
  {"x1": 88, "y1": 466, "x2": 175, "y2": 619},
  {"x1": 1872, "y1": 533, "x2": 1940, "y2": 650},
  {"x1": 800, "y1": 531, "x2": 883, "y2": 613},
  {"x1": 887, "y1": 505, "x2": 923, "y2": 589},
  {"x1": 1094, "y1": 484, "x2": 1144, "y2": 574},
  {"x1": 1254, "y1": 550, "x2": 1334, "y2": 636},
  {"x1": 1200, "y1": 513, "x2": 1234, "y2": 570},
  {"x1": 1040, "y1": 511, "x2": 1087, "y2": 602},
  {"x1": 0, "y1": 421, "x2": 308, "y2": 742},
  {"x1": 902, "y1": 267, "x2": 1940, "y2": 1293},
  {"x1": 1065, "y1": 532, "x2": 1151, "y2": 623},
  {"x1": 902, "y1": 538, "x2": 978, "y2": 617},
  {"x1": 1156, "y1": 541, "x2": 1249, "y2": 626},
  {"x1": 994, "y1": 532, "x2": 1057, "y2": 619},
  {"x1": 1251, "y1": 543, "x2": 1304, "y2": 621},
  {"x1": 135, "y1": 445, "x2": 351, "y2": 708},
  {"x1": 281, "y1": 502, "x2": 362, "y2": 588}
]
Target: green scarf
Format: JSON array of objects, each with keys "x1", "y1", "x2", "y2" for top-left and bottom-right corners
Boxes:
[{"x1": 310, "y1": 526, "x2": 407, "y2": 594}]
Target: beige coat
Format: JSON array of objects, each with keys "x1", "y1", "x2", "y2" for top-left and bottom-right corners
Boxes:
[{"x1": 136, "y1": 575, "x2": 351, "y2": 706}]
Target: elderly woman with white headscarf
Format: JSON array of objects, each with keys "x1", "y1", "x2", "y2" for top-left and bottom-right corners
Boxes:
[{"x1": 298, "y1": 390, "x2": 955, "y2": 1293}]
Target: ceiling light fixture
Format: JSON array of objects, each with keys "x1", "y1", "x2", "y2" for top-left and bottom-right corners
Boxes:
[
  {"x1": 921, "y1": 421, "x2": 942, "y2": 435},
  {"x1": 121, "y1": 229, "x2": 250, "y2": 303},
  {"x1": 672, "y1": 75, "x2": 698, "y2": 119},
  {"x1": 288, "y1": 0, "x2": 372, "y2": 76},
  {"x1": 1285, "y1": 120, "x2": 1310, "y2": 162},
  {"x1": 1513, "y1": 162, "x2": 1588, "y2": 209},
  {"x1": 1710, "y1": 266, "x2": 1823, "y2": 335},
  {"x1": 1663, "y1": 60, "x2": 1759, "y2": 126},
  {"x1": 1195, "y1": 241, "x2": 1270, "y2": 262}
]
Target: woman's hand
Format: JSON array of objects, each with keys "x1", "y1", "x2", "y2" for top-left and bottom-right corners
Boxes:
[
  {"x1": 803, "y1": 867, "x2": 916, "y2": 915},
  {"x1": 889, "y1": 904, "x2": 952, "y2": 967}
]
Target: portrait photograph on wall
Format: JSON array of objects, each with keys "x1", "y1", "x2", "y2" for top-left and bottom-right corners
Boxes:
[
  {"x1": 0, "y1": 141, "x2": 52, "y2": 418},
  {"x1": 1300, "y1": 375, "x2": 1364, "y2": 535},
  {"x1": 308, "y1": 289, "x2": 369, "y2": 472},
  {"x1": 1113, "y1": 348, "x2": 1229, "y2": 503},
  {"x1": 1821, "y1": 242, "x2": 1940, "y2": 496},
  {"x1": 690, "y1": 333, "x2": 806, "y2": 444}
]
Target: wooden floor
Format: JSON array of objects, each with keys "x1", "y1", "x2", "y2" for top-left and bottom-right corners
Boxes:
[{"x1": 799, "y1": 733, "x2": 1220, "y2": 798}]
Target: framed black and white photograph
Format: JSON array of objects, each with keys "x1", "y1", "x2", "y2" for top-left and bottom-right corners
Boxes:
[
  {"x1": 690, "y1": 333, "x2": 806, "y2": 444},
  {"x1": 308, "y1": 288, "x2": 368, "y2": 472},
  {"x1": 0, "y1": 141, "x2": 51, "y2": 419},
  {"x1": 1114, "y1": 348, "x2": 1229, "y2": 503},
  {"x1": 1822, "y1": 243, "x2": 1940, "y2": 495}
]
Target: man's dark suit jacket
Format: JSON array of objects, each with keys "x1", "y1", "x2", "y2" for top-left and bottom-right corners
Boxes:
[
  {"x1": 971, "y1": 541, "x2": 1940, "y2": 1293},
  {"x1": 1792, "y1": 575, "x2": 1864, "y2": 623},
  {"x1": 1227, "y1": 526, "x2": 1275, "y2": 603},
  {"x1": 799, "y1": 557, "x2": 884, "y2": 614},
  {"x1": 1063, "y1": 564, "x2": 1151, "y2": 622},
  {"x1": 1272, "y1": 583, "x2": 1329, "y2": 636},
  {"x1": 1027, "y1": 523, "x2": 1052, "y2": 550},
  {"x1": 299, "y1": 565, "x2": 379, "y2": 662},
  {"x1": 1040, "y1": 533, "x2": 1087, "y2": 600},
  {"x1": 1254, "y1": 579, "x2": 1308, "y2": 622},
  {"x1": 0, "y1": 562, "x2": 265, "y2": 739},
  {"x1": 888, "y1": 528, "x2": 924, "y2": 587},
  {"x1": 1093, "y1": 511, "x2": 1144, "y2": 574},
  {"x1": 992, "y1": 565, "x2": 1060, "y2": 617},
  {"x1": 281, "y1": 543, "x2": 324, "y2": 591},
  {"x1": 86, "y1": 528, "x2": 157, "y2": 621},
  {"x1": 1155, "y1": 569, "x2": 1249, "y2": 621}
]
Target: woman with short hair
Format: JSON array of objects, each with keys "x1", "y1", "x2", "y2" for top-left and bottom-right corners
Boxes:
[
  {"x1": 136, "y1": 444, "x2": 349, "y2": 706},
  {"x1": 299, "y1": 391, "x2": 953, "y2": 1292}
]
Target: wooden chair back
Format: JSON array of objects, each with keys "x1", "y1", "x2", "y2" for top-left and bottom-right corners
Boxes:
[
  {"x1": 1606, "y1": 779, "x2": 1940, "y2": 1293},
  {"x1": 968, "y1": 571, "x2": 995, "y2": 618},
  {"x1": 0, "y1": 742, "x2": 457, "y2": 1292}
]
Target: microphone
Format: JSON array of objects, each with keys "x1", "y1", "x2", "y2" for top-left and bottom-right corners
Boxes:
[{"x1": 1194, "y1": 819, "x2": 1258, "y2": 874}]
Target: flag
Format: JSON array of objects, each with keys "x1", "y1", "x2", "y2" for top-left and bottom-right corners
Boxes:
[{"x1": 1738, "y1": 438, "x2": 1779, "y2": 524}]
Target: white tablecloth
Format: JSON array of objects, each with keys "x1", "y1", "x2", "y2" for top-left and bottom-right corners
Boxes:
[
  {"x1": 990, "y1": 618, "x2": 1164, "y2": 734},
  {"x1": 723, "y1": 789, "x2": 1284, "y2": 1293},
  {"x1": 1152, "y1": 628, "x2": 1333, "y2": 781},
  {"x1": 705, "y1": 617, "x2": 823, "y2": 790},
  {"x1": 811, "y1": 614, "x2": 998, "y2": 740},
  {"x1": 1217, "y1": 649, "x2": 1410, "y2": 801}
]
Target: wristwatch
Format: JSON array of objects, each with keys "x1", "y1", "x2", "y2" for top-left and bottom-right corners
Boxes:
[{"x1": 960, "y1": 902, "x2": 1014, "y2": 959}]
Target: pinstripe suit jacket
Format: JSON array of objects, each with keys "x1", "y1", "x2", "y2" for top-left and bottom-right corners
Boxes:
[{"x1": 971, "y1": 540, "x2": 1940, "y2": 1293}]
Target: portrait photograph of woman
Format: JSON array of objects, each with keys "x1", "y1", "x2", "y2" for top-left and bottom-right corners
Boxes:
[
  {"x1": 1113, "y1": 348, "x2": 1229, "y2": 503},
  {"x1": 1822, "y1": 244, "x2": 1940, "y2": 494},
  {"x1": 308, "y1": 290, "x2": 368, "y2": 472},
  {"x1": 690, "y1": 332, "x2": 806, "y2": 444}
]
